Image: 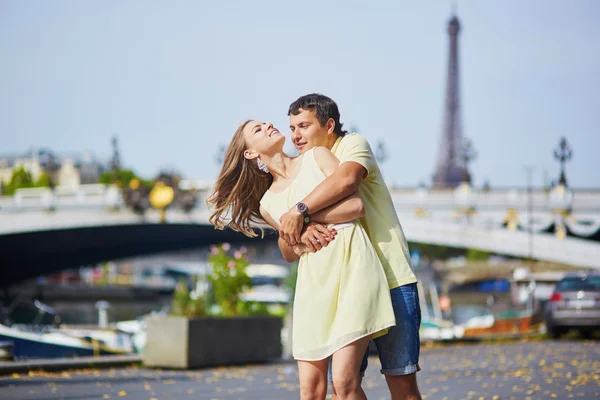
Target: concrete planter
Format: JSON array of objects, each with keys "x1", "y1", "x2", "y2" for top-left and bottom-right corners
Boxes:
[{"x1": 143, "y1": 315, "x2": 282, "y2": 369}]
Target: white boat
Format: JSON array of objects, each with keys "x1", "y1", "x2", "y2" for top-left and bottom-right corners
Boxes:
[{"x1": 0, "y1": 323, "x2": 129, "y2": 360}]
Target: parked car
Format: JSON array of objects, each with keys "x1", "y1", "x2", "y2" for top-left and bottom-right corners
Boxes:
[{"x1": 545, "y1": 272, "x2": 600, "y2": 338}]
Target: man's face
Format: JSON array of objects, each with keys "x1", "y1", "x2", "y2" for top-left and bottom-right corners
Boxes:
[{"x1": 289, "y1": 109, "x2": 332, "y2": 154}]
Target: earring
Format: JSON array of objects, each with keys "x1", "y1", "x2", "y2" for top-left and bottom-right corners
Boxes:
[{"x1": 257, "y1": 158, "x2": 270, "y2": 174}]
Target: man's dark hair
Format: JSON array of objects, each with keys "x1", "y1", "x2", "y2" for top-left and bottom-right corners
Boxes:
[{"x1": 288, "y1": 93, "x2": 347, "y2": 137}]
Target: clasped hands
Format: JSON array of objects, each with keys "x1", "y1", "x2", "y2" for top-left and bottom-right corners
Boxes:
[{"x1": 279, "y1": 208, "x2": 337, "y2": 255}]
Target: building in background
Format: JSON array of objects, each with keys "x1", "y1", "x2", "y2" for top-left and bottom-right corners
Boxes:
[{"x1": 0, "y1": 148, "x2": 104, "y2": 189}]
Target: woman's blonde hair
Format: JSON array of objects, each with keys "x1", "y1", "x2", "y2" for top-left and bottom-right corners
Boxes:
[{"x1": 207, "y1": 120, "x2": 273, "y2": 238}]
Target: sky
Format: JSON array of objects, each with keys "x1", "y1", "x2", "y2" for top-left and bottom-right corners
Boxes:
[{"x1": 1, "y1": 0, "x2": 599, "y2": 188}]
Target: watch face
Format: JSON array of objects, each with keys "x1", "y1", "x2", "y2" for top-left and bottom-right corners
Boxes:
[{"x1": 296, "y1": 202, "x2": 308, "y2": 214}]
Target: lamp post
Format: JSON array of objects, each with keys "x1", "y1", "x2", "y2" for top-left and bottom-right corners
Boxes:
[
  {"x1": 550, "y1": 138, "x2": 574, "y2": 240},
  {"x1": 149, "y1": 181, "x2": 175, "y2": 223},
  {"x1": 524, "y1": 166, "x2": 534, "y2": 269},
  {"x1": 553, "y1": 137, "x2": 572, "y2": 187},
  {"x1": 110, "y1": 136, "x2": 121, "y2": 173}
]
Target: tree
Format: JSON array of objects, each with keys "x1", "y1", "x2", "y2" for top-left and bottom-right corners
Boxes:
[
  {"x1": 5, "y1": 167, "x2": 34, "y2": 195},
  {"x1": 466, "y1": 248, "x2": 491, "y2": 262},
  {"x1": 35, "y1": 172, "x2": 51, "y2": 188},
  {"x1": 98, "y1": 169, "x2": 151, "y2": 188}
]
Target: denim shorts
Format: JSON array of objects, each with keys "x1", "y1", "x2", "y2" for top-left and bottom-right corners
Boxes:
[{"x1": 328, "y1": 283, "x2": 421, "y2": 380}]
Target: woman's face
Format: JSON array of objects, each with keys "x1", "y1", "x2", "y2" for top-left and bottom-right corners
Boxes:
[{"x1": 242, "y1": 120, "x2": 285, "y2": 157}]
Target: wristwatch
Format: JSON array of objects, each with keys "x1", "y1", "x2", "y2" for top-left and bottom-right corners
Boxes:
[{"x1": 295, "y1": 202, "x2": 311, "y2": 225}]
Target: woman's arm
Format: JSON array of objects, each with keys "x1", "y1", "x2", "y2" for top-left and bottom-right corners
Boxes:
[
  {"x1": 279, "y1": 238, "x2": 310, "y2": 263},
  {"x1": 260, "y1": 206, "x2": 307, "y2": 263}
]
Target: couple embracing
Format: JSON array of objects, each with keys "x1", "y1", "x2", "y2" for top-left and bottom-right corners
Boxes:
[{"x1": 208, "y1": 94, "x2": 422, "y2": 400}]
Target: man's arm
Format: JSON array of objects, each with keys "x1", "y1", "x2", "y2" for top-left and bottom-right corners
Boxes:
[
  {"x1": 293, "y1": 190, "x2": 363, "y2": 253},
  {"x1": 279, "y1": 162, "x2": 366, "y2": 245},
  {"x1": 311, "y1": 190, "x2": 364, "y2": 225},
  {"x1": 304, "y1": 162, "x2": 366, "y2": 214}
]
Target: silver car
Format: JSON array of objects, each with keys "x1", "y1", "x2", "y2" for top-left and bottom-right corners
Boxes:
[{"x1": 545, "y1": 272, "x2": 600, "y2": 338}]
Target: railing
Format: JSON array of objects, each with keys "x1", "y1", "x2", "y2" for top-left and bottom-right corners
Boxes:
[
  {"x1": 2, "y1": 184, "x2": 599, "y2": 213},
  {"x1": 0, "y1": 184, "x2": 123, "y2": 211},
  {"x1": 1, "y1": 183, "x2": 599, "y2": 268},
  {"x1": 391, "y1": 188, "x2": 600, "y2": 212}
]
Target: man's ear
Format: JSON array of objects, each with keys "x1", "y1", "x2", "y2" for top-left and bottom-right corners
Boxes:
[
  {"x1": 326, "y1": 118, "x2": 335, "y2": 135},
  {"x1": 243, "y1": 150, "x2": 258, "y2": 160}
]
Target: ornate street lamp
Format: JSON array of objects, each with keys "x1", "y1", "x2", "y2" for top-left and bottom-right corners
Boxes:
[
  {"x1": 149, "y1": 181, "x2": 175, "y2": 223},
  {"x1": 110, "y1": 136, "x2": 121, "y2": 173},
  {"x1": 549, "y1": 138, "x2": 574, "y2": 240},
  {"x1": 553, "y1": 137, "x2": 572, "y2": 187}
]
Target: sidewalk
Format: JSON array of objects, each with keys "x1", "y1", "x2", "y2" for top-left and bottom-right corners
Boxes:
[{"x1": 1, "y1": 340, "x2": 598, "y2": 400}]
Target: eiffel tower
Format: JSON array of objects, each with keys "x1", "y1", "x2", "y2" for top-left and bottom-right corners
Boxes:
[{"x1": 432, "y1": 13, "x2": 471, "y2": 188}]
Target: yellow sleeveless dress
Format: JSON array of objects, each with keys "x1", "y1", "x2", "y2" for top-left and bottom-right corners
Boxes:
[{"x1": 260, "y1": 148, "x2": 395, "y2": 361}]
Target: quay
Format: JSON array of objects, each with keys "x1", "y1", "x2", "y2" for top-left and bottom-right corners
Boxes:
[{"x1": 1, "y1": 340, "x2": 598, "y2": 400}]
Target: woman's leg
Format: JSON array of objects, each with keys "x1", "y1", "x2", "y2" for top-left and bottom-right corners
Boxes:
[
  {"x1": 298, "y1": 359, "x2": 329, "y2": 400},
  {"x1": 330, "y1": 336, "x2": 371, "y2": 400}
]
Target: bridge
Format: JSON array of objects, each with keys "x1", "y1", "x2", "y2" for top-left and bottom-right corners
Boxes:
[{"x1": 1, "y1": 183, "x2": 599, "y2": 285}]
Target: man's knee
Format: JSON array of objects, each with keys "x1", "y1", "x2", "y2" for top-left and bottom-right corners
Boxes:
[{"x1": 385, "y1": 373, "x2": 421, "y2": 400}]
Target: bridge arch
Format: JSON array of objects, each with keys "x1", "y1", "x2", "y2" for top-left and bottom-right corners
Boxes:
[{"x1": 2, "y1": 224, "x2": 276, "y2": 286}]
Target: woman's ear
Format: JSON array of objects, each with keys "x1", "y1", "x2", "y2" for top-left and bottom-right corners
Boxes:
[{"x1": 243, "y1": 149, "x2": 258, "y2": 160}]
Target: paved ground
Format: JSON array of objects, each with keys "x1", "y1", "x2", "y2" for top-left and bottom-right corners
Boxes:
[{"x1": 1, "y1": 340, "x2": 599, "y2": 400}]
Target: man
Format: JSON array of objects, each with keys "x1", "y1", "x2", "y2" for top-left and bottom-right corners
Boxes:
[{"x1": 279, "y1": 93, "x2": 422, "y2": 400}]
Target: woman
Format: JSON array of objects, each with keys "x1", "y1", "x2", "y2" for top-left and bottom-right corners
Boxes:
[{"x1": 207, "y1": 120, "x2": 394, "y2": 400}]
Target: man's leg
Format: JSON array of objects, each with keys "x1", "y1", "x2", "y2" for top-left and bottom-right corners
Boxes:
[
  {"x1": 385, "y1": 373, "x2": 421, "y2": 400},
  {"x1": 373, "y1": 283, "x2": 422, "y2": 400}
]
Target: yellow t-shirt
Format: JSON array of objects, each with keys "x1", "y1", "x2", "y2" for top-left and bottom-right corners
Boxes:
[{"x1": 332, "y1": 133, "x2": 417, "y2": 289}]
